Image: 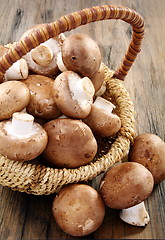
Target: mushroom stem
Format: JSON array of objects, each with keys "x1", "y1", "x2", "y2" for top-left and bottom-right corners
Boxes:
[
  {"x1": 56, "y1": 51, "x2": 67, "y2": 72},
  {"x1": 82, "y1": 77, "x2": 95, "y2": 97},
  {"x1": 31, "y1": 45, "x2": 53, "y2": 67},
  {"x1": 11, "y1": 112, "x2": 34, "y2": 135},
  {"x1": 119, "y1": 201, "x2": 150, "y2": 226},
  {"x1": 68, "y1": 73, "x2": 95, "y2": 105},
  {"x1": 5, "y1": 59, "x2": 28, "y2": 80},
  {"x1": 94, "y1": 97, "x2": 116, "y2": 114}
]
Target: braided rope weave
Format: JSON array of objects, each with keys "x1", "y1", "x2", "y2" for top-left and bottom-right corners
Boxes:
[
  {"x1": 0, "y1": 5, "x2": 144, "y2": 81},
  {"x1": 0, "y1": 5, "x2": 144, "y2": 195}
]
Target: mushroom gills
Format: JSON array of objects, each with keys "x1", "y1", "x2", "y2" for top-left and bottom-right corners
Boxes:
[{"x1": 120, "y1": 201, "x2": 150, "y2": 226}]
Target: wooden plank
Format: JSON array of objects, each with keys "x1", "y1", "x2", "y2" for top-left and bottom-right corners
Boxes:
[{"x1": 0, "y1": 0, "x2": 164, "y2": 239}]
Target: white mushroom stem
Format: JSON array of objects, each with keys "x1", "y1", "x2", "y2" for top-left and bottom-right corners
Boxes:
[
  {"x1": 68, "y1": 73, "x2": 95, "y2": 105},
  {"x1": 82, "y1": 77, "x2": 95, "y2": 97},
  {"x1": 94, "y1": 96, "x2": 116, "y2": 114},
  {"x1": 11, "y1": 112, "x2": 34, "y2": 136},
  {"x1": 56, "y1": 51, "x2": 67, "y2": 72},
  {"x1": 42, "y1": 37, "x2": 63, "y2": 54},
  {"x1": 119, "y1": 201, "x2": 150, "y2": 226},
  {"x1": 31, "y1": 35, "x2": 65, "y2": 68},
  {"x1": 31, "y1": 45, "x2": 53, "y2": 67},
  {"x1": 5, "y1": 59, "x2": 28, "y2": 80}
]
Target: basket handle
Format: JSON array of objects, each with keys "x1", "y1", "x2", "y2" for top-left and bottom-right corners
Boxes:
[{"x1": 0, "y1": 5, "x2": 144, "y2": 82}]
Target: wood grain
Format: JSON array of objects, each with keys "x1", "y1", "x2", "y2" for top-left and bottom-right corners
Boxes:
[{"x1": 0, "y1": 0, "x2": 165, "y2": 239}]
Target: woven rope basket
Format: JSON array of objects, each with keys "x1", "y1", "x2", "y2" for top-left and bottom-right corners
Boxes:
[{"x1": 0, "y1": 5, "x2": 144, "y2": 195}]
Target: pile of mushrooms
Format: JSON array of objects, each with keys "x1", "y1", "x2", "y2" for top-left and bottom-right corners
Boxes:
[{"x1": 0, "y1": 26, "x2": 165, "y2": 237}]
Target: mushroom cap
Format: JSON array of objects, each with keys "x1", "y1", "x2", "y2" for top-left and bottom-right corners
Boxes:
[
  {"x1": 42, "y1": 118, "x2": 98, "y2": 168},
  {"x1": 0, "y1": 81, "x2": 30, "y2": 120},
  {"x1": 23, "y1": 75, "x2": 61, "y2": 120},
  {"x1": 90, "y1": 63, "x2": 105, "y2": 92},
  {"x1": 83, "y1": 104, "x2": 121, "y2": 137},
  {"x1": 52, "y1": 184, "x2": 105, "y2": 236},
  {"x1": 0, "y1": 120, "x2": 48, "y2": 161},
  {"x1": 61, "y1": 33, "x2": 102, "y2": 77},
  {"x1": 20, "y1": 24, "x2": 64, "y2": 76},
  {"x1": 100, "y1": 162, "x2": 154, "y2": 209},
  {"x1": 128, "y1": 133, "x2": 165, "y2": 184},
  {"x1": 52, "y1": 71, "x2": 94, "y2": 119}
]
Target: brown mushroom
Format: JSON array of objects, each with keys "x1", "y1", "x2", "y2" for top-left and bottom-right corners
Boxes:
[
  {"x1": 90, "y1": 63, "x2": 105, "y2": 92},
  {"x1": 23, "y1": 75, "x2": 61, "y2": 120},
  {"x1": 0, "y1": 81, "x2": 30, "y2": 120},
  {"x1": 20, "y1": 24, "x2": 65, "y2": 76},
  {"x1": 83, "y1": 97, "x2": 121, "y2": 137},
  {"x1": 52, "y1": 184, "x2": 105, "y2": 236},
  {"x1": 128, "y1": 133, "x2": 165, "y2": 184},
  {"x1": 52, "y1": 71, "x2": 95, "y2": 119},
  {"x1": 100, "y1": 162, "x2": 154, "y2": 209},
  {"x1": 42, "y1": 118, "x2": 98, "y2": 168},
  {"x1": 0, "y1": 112, "x2": 48, "y2": 161},
  {"x1": 57, "y1": 33, "x2": 102, "y2": 77},
  {"x1": 100, "y1": 162, "x2": 154, "y2": 226}
]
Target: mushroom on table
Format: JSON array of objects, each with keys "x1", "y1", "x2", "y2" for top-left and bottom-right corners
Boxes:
[
  {"x1": 128, "y1": 133, "x2": 165, "y2": 184},
  {"x1": 100, "y1": 162, "x2": 154, "y2": 226},
  {"x1": 52, "y1": 184, "x2": 105, "y2": 237}
]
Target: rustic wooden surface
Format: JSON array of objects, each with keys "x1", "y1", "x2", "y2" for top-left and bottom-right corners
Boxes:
[{"x1": 0, "y1": 0, "x2": 165, "y2": 239}]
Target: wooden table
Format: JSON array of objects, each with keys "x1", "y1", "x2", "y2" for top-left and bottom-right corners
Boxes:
[{"x1": 0, "y1": 0, "x2": 164, "y2": 239}]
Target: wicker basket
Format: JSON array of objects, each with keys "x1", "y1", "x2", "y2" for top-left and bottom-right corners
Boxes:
[{"x1": 0, "y1": 5, "x2": 144, "y2": 195}]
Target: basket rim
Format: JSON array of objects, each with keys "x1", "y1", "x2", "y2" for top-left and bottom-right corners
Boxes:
[{"x1": 0, "y1": 63, "x2": 135, "y2": 195}]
